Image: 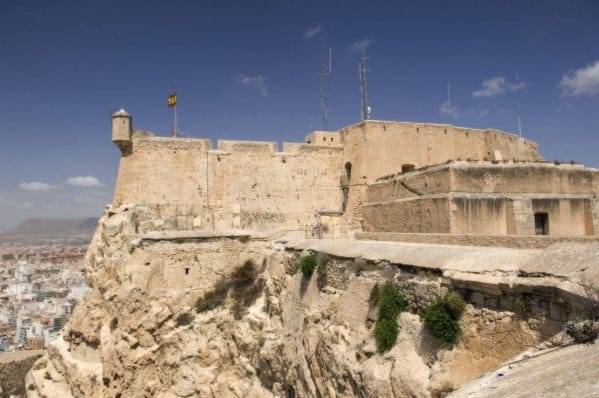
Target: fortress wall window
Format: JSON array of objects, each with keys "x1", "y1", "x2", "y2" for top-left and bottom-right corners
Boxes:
[
  {"x1": 401, "y1": 164, "x2": 415, "y2": 173},
  {"x1": 534, "y1": 213, "x2": 549, "y2": 235},
  {"x1": 185, "y1": 267, "x2": 190, "y2": 275}
]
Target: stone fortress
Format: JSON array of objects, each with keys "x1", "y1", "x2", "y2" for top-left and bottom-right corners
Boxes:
[
  {"x1": 112, "y1": 108, "x2": 599, "y2": 241},
  {"x1": 22, "y1": 110, "x2": 599, "y2": 398}
]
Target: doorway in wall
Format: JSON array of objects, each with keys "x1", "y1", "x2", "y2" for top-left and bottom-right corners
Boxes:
[{"x1": 534, "y1": 212, "x2": 549, "y2": 235}]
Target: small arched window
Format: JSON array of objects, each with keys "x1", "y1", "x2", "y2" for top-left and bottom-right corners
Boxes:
[{"x1": 344, "y1": 162, "x2": 352, "y2": 182}]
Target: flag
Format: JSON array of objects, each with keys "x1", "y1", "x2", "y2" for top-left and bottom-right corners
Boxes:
[{"x1": 168, "y1": 92, "x2": 177, "y2": 107}]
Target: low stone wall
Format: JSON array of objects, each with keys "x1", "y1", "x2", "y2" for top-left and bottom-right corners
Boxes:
[
  {"x1": 356, "y1": 231, "x2": 599, "y2": 249},
  {"x1": 0, "y1": 350, "x2": 44, "y2": 397}
]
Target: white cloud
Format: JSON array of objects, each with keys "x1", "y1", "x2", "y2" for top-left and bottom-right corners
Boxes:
[
  {"x1": 351, "y1": 38, "x2": 373, "y2": 52},
  {"x1": 510, "y1": 81, "x2": 526, "y2": 92},
  {"x1": 439, "y1": 101, "x2": 460, "y2": 119},
  {"x1": 559, "y1": 60, "x2": 599, "y2": 97},
  {"x1": 66, "y1": 176, "x2": 103, "y2": 187},
  {"x1": 472, "y1": 76, "x2": 527, "y2": 98},
  {"x1": 18, "y1": 181, "x2": 56, "y2": 192},
  {"x1": 472, "y1": 77, "x2": 507, "y2": 98},
  {"x1": 304, "y1": 25, "x2": 321, "y2": 39},
  {"x1": 236, "y1": 74, "x2": 269, "y2": 96}
]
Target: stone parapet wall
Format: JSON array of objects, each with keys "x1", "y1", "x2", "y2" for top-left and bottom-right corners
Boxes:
[
  {"x1": 113, "y1": 135, "x2": 344, "y2": 232},
  {"x1": 356, "y1": 231, "x2": 599, "y2": 248},
  {"x1": 451, "y1": 162, "x2": 599, "y2": 194}
]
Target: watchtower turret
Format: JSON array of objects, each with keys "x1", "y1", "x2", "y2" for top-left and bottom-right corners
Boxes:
[{"x1": 111, "y1": 108, "x2": 132, "y2": 153}]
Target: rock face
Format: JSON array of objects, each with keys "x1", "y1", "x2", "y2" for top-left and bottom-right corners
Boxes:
[
  {"x1": 25, "y1": 205, "x2": 597, "y2": 397},
  {"x1": 0, "y1": 350, "x2": 44, "y2": 397}
]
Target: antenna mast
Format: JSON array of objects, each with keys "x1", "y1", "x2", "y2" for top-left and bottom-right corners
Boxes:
[
  {"x1": 516, "y1": 72, "x2": 522, "y2": 138},
  {"x1": 447, "y1": 82, "x2": 451, "y2": 119},
  {"x1": 318, "y1": 36, "x2": 332, "y2": 130},
  {"x1": 359, "y1": 48, "x2": 370, "y2": 120}
]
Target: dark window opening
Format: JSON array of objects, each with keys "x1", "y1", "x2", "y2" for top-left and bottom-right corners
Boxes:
[
  {"x1": 401, "y1": 164, "x2": 415, "y2": 173},
  {"x1": 534, "y1": 213, "x2": 549, "y2": 235},
  {"x1": 344, "y1": 162, "x2": 352, "y2": 183},
  {"x1": 184, "y1": 267, "x2": 190, "y2": 275},
  {"x1": 323, "y1": 137, "x2": 326, "y2": 142}
]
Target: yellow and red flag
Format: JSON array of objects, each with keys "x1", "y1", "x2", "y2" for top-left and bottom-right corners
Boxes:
[{"x1": 167, "y1": 92, "x2": 177, "y2": 107}]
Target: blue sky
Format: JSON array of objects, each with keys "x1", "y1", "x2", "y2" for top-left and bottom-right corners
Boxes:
[{"x1": 1, "y1": 0, "x2": 598, "y2": 230}]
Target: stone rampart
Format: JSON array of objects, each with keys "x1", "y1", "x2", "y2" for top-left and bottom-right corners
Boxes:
[{"x1": 113, "y1": 135, "x2": 344, "y2": 232}]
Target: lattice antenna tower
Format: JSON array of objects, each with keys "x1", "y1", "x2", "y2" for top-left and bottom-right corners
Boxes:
[
  {"x1": 318, "y1": 34, "x2": 332, "y2": 130},
  {"x1": 359, "y1": 48, "x2": 370, "y2": 120}
]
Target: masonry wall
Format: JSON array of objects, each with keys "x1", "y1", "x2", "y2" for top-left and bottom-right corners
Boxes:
[
  {"x1": 367, "y1": 166, "x2": 452, "y2": 202},
  {"x1": 451, "y1": 163, "x2": 599, "y2": 194},
  {"x1": 361, "y1": 197, "x2": 450, "y2": 233},
  {"x1": 339, "y1": 121, "x2": 541, "y2": 224},
  {"x1": 113, "y1": 134, "x2": 344, "y2": 232},
  {"x1": 340, "y1": 121, "x2": 542, "y2": 185},
  {"x1": 531, "y1": 198, "x2": 590, "y2": 236},
  {"x1": 451, "y1": 197, "x2": 509, "y2": 235}
]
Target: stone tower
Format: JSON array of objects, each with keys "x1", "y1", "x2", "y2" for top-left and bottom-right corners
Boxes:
[{"x1": 111, "y1": 108, "x2": 132, "y2": 153}]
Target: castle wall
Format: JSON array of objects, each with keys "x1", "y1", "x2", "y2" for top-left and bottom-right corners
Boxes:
[
  {"x1": 451, "y1": 164, "x2": 599, "y2": 194},
  {"x1": 530, "y1": 198, "x2": 589, "y2": 236},
  {"x1": 340, "y1": 121, "x2": 542, "y2": 185},
  {"x1": 361, "y1": 197, "x2": 450, "y2": 233},
  {"x1": 208, "y1": 141, "x2": 343, "y2": 231},
  {"x1": 110, "y1": 115, "x2": 597, "y2": 238},
  {"x1": 339, "y1": 121, "x2": 541, "y2": 225},
  {"x1": 367, "y1": 167, "x2": 452, "y2": 202},
  {"x1": 113, "y1": 136, "x2": 343, "y2": 232},
  {"x1": 451, "y1": 197, "x2": 509, "y2": 235}
]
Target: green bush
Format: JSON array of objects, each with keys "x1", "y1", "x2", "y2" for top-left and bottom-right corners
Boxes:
[
  {"x1": 445, "y1": 291, "x2": 466, "y2": 318},
  {"x1": 374, "y1": 317, "x2": 399, "y2": 353},
  {"x1": 110, "y1": 317, "x2": 118, "y2": 331},
  {"x1": 370, "y1": 282, "x2": 407, "y2": 353},
  {"x1": 422, "y1": 298, "x2": 462, "y2": 344},
  {"x1": 378, "y1": 282, "x2": 407, "y2": 320},
  {"x1": 300, "y1": 254, "x2": 317, "y2": 278}
]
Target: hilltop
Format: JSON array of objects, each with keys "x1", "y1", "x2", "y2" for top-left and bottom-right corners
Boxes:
[{"x1": 0, "y1": 217, "x2": 97, "y2": 243}]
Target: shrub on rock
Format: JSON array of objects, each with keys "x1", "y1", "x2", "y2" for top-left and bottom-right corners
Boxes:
[
  {"x1": 371, "y1": 281, "x2": 407, "y2": 353},
  {"x1": 422, "y1": 293, "x2": 463, "y2": 344},
  {"x1": 300, "y1": 254, "x2": 317, "y2": 278}
]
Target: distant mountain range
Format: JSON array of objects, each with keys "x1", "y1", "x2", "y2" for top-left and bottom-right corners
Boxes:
[{"x1": 0, "y1": 217, "x2": 98, "y2": 242}]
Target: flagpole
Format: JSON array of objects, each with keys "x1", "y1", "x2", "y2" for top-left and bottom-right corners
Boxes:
[
  {"x1": 173, "y1": 87, "x2": 178, "y2": 138},
  {"x1": 174, "y1": 101, "x2": 178, "y2": 137}
]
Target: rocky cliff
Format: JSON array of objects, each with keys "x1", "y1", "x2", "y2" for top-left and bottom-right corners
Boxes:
[
  {"x1": 0, "y1": 350, "x2": 44, "y2": 397},
  {"x1": 25, "y1": 205, "x2": 598, "y2": 397}
]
